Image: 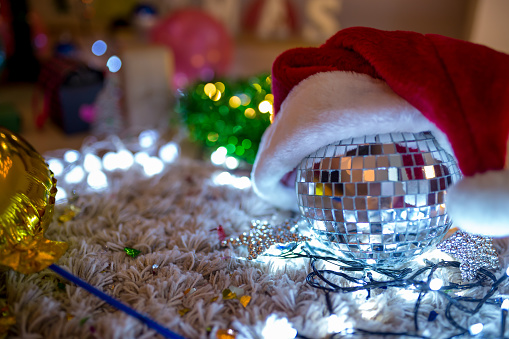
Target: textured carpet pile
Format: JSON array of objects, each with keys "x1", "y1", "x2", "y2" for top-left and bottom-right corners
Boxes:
[{"x1": 2, "y1": 157, "x2": 509, "y2": 339}]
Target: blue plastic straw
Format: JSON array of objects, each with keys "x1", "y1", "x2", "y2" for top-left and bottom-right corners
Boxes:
[{"x1": 49, "y1": 264, "x2": 186, "y2": 339}]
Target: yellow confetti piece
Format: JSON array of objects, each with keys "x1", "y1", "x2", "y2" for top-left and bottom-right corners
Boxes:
[
  {"x1": 57, "y1": 205, "x2": 80, "y2": 223},
  {"x1": 210, "y1": 296, "x2": 219, "y2": 302},
  {"x1": 184, "y1": 287, "x2": 196, "y2": 295},
  {"x1": 178, "y1": 308, "x2": 191, "y2": 316},
  {"x1": 239, "y1": 295, "x2": 251, "y2": 308},
  {"x1": 216, "y1": 328, "x2": 236, "y2": 339},
  {"x1": 0, "y1": 315, "x2": 16, "y2": 339},
  {"x1": 66, "y1": 314, "x2": 74, "y2": 321},
  {"x1": 222, "y1": 289, "x2": 237, "y2": 300}
]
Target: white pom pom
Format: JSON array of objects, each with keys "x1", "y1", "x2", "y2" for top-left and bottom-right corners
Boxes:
[{"x1": 447, "y1": 170, "x2": 509, "y2": 237}]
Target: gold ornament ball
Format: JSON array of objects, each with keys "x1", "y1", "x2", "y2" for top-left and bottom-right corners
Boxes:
[{"x1": 0, "y1": 127, "x2": 68, "y2": 274}]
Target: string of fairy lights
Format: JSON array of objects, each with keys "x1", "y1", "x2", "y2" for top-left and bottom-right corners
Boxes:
[{"x1": 237, "y1": 220, "x2": 509, "y2": 339}]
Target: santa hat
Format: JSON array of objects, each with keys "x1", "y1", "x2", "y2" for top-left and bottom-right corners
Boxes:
[{"x1": 251, "y1": 27, "x2": 509, "y2": 237}]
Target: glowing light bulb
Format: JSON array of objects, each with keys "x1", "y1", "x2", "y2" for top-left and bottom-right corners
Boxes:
[
  {"x1": 469, "y1": 323, "x2": 483, "y2": 335},
  {"x1": 102, "y1": 151, "x2": 118, "y2": 171},
  {"x1": 259, "y1": 100, "x2": 273, "y2": 114},
  {"x1": 261, "y1": 314, "x2": 297, "y2": 339},
  {"x1": 116, "y1": 150, "x2": 134, "y2": 170},
  {"x1": 47, "y1": 158, "x2": 64, "y2": 176},
  {"x1": 107, "y1": 55, "x2": 122, "y2": 72},
  {"x1": 213, "y1": 171, "x2": 232, "y2": 186},
  {"x1": 134, "y1": 151, "x2": 150, "y2": 165},
  {"x1": 159, "y1": 142, "x2": 179, "y2": 163},
  {"x1": 143, "y1": 157, "x2": 164, "y2": 176},
  {"x1": 429, "y1": 278, "x2": 443, "y2": 291},
  {"x1": 211, "y1": 147, "x2": 227, "y2": 165},
  {"x1": 87, "y1": 170, "x2": 108, "y2": 190},
  {"x1": 225, "y1": 156, "x2": 239, "y2": 170},
  {"x1": 327, "y1": 314, "x2": 351, "y2": 333},
  {"x1": 65, "y1": 166, "x2": 85, "y2": 184},
  {"x1": 91, "y1": 40, "x2": 107, "y2": 56},
  {"x1": 83, "y1": 153, "x2": 102, "y2": 172},
  {"x1": 229, "y1": 96, "x2": 241, "y2": 108},
  {"x1": 64, "y1": 150, "x2": 80, "y2": 163},
  {"x1": 204, "y1": 83, "x2": 217, "y2": 97},
  {"x1": 139, "y1": 129, "x2": 158, "y2": 148},
  {"x1": 233, "y1": 176, "x2": 251, "y2": 189}
]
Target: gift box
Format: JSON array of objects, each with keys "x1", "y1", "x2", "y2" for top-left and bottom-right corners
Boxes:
[{"x1": 36, "y1": 57, "x2": 104, "y2": 134}]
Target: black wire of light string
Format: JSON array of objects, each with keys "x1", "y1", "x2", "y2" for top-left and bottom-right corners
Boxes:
[{"x1": 268, "y1": 244, "x2": 508, "y2": 338}]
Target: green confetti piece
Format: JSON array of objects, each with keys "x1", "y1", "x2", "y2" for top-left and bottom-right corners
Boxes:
[
  {"x1": 124, "y1": 247, "x2": 141, "y2": 258},
  {"x1": 79, "y1": 317, "x2": 89, "y2": 326},
  {"x1": 57, "y1": 282, "x2": 66, "y2": 290}
]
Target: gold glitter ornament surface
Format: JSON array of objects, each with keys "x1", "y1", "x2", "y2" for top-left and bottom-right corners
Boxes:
[
  {"x1": 437, "y1": 230, "x2": 499, "y2": 280},
  {"x1": 0, "y1": 127, "x2": 68, "y2": 274}
]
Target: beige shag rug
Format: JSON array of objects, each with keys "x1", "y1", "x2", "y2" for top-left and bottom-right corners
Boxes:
[{"x1": 3, "y1": 156, "x2": 509, "y2": 339}]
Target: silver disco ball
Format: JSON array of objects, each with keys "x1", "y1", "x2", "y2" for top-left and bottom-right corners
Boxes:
[{"x1": 296, "y1": 132, "x2": 461, "y2": 266}]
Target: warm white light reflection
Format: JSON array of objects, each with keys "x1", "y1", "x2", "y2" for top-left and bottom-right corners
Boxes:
[
  {"x1": 65, "y1": 166, "x2": 85, "y2": 184},
  {"x1": 424, "y1": 165, "x2": 436, "y2": 179},
  {"x1": 64, "y1": 150, "x2": 80, "y2": 163},
  {"x1": 429, "y1": 278, "x2": 443, "y2": 291},
  {"x1": 327, "y1": 314, "x2": 352, "y2": 334},
  {"x1": 225, "y1": 156, "x2": 239, "y2": 170},
  {"x1": 134, "y1": 151, "x2": 150, "y2": 165},
  {"x1": 107, "y1": 55, "x2": 122, "y2": 72},
  {"x1": 102, "y1": 151, "x2": 118, "y2": 171},
  {"x1": 234, "y1": 176, "x2": 251, "y2": 189},
  {"x1": 139, "y1": 129, "x2": 158, "y2": 148},
  {"x1": 261, "y1": 314, "x2": 297, "y2": 339},
  {"x1": 211, "y1": 147, "x2": 227, "y2": 165},
  {"x1": 469, "y1": 323, "x2": 483, "y2": 335},
  {"x1": 91, "y1": 40, "x2": 107, "y2": 56},
  {"x1": 398, "y1": 288, "x2": 418, "y2": 301},
  {"x1": 87, "y1": 170, "x2": 108, "y2": 190},
  {"x1": 212, "y1": 171, "x2": 232, "y2": 185},
  {"x1": 259, "y1": 100, "x2": 273, "y2": 114},
  {"x1": 83, "y1": 153, "x2": 102, "y2": 172},
  {"x1": 143, "y1": 157, "x2": 164, "y2": 176},
  {"x1": 159, "y1": 142, "x2": 179, "y2": 163},
  {"x1": 116, "y1": 150, "x2": 134, "y2": 170},
  {"x1": 48, "y1": 158, "x2": 64, "y2": 176},
  {"x1": 212, "y1": 171, "x2": 251, "y2": 189}
]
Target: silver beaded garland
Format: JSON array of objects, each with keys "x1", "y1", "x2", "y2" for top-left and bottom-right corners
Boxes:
[
  {"x1": 437, "y1": 230, "x2": 499, "y2": 280},
  {"x1": 221, "y1": 220, "x2": 309, "y2": 260}
]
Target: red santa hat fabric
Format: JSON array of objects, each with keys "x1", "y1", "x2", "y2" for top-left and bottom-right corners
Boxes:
[{"x1": 251, "y1": 27, "x2": 509, "y2": 237}]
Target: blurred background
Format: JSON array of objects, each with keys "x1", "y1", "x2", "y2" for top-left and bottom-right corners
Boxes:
[{"x1": 0, "y1": 0, "x2": 507, "y2": 157}]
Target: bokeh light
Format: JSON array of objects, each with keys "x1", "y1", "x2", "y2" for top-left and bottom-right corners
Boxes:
[
  {"x1": 159, "y1": 142, "x2": 179, "y2": 163},
  {"x1": 64, "y1": 150, "x2": 80, "y2": 163},
  {"x1": 91, "y1": 40, "x2": 107, "y2": 56},
  {"x1": 107, "y1": 56, "x2": 122, "y2": 73},
  {"x1": 258, "y1": 100, "x2": 273, "y2": 114}
]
